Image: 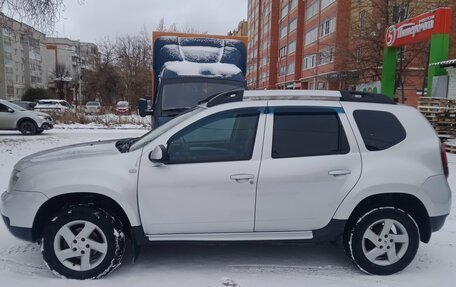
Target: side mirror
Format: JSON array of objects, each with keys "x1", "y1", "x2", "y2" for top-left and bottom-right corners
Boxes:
[
  {"x1": 149, "y1": 145, "x2": 168, "y2": 164},
  {"x1": 138, "y1": 98, "x2": 153, "y2": 117},
  {"x1": 7, "y1": 108, "x2": 14, "y2": 113}
]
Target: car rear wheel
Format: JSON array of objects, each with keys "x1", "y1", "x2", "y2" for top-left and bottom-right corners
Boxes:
[
  {"x1": 344, "y1": 207, "x2": 419, "y2": 275},
  {"x1": 19, "y1": 120, "x2": 37, "y2": 135},
  {"x1": 41, "y1": 205, "x2": 126, "y2": 279}
]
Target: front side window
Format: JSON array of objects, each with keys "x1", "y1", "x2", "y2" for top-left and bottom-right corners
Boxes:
[
  {"x1": 272, "y1": 107, "x2": 349, "y2": 158},
  {"x1": 0, "y1": 103, "x2": 9, "y2": 112},
  {"x1": 354, "y1": 110, "x2": 406, "y2": 151},
  {"x1": 167, "y1": 109, "x2": 260, "y2": 163}
]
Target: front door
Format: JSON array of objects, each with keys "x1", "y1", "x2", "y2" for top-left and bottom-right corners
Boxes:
[
  {"x1": 138, "y1": 108, "x2": 265, "y2": 235},
  {"x1": 255, "y1": 105, "x2": 362, "y2": 232},
  {"x1": 0, "y1": 103, "x2": 16, "y2": 129}
]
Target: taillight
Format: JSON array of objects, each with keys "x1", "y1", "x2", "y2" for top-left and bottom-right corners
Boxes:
[{"x1": 441, "y1": 143, "x2": 449, "y2": 178}]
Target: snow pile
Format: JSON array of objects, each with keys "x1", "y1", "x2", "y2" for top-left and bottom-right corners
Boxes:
[
  {"x1": 54, "y1": 123, "x2": 148, "y2": 130},
  {"x1": 163, "y1": 61, "x2": 242, "y2": 78}
]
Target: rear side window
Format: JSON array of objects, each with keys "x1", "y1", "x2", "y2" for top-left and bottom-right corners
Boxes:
[
  {"x1": 353, "y1": 110, "x2": 406, "y2": 151},
  {"x1": 272, "y1": 107, "x2": 350, "y2": 158}
]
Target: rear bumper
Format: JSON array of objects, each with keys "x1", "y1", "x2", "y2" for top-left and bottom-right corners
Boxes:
[
  {"x1": 430, "y1": 214, "x2": 448, "y2": 232},
  {"x1": 2, "y1": 214, "x2": 33, "y2": 241}
]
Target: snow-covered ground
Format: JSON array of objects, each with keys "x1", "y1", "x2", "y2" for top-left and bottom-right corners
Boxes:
[{"x1": 0, "y1": 129, "x2": 455, "y2": 286}]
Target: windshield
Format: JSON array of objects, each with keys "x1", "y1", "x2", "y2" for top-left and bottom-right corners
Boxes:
[
  {"x1": 87, "y1": 102, "x2": 100, "y2": 106},
  {"x1": 161, "y1": 81, "x2": 243, "y2": 113},
  {"x1": 117, "y1": 102, "x2": 128, "y2": 107},
  {"x1": 129, "y1": 106, "x2": 205, "y2": 152},
  {"x1": 6, "y1": 102, "x2": 26, "y2": 111}
]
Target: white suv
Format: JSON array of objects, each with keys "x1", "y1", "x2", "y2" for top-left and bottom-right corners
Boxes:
[{"x1": 1, "y1": 90, "x2": 451, "y2": 279}]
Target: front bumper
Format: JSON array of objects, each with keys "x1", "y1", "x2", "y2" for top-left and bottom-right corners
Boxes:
[
  {"x1": 1, "y1": 190, "x2": 48, "y2": 242},
  {"x1": 39, "y1": 122, "x2": 54, "y2": 130},
  {"x1": 2, "y1": 214, "x2": 33, "y2": 241}
]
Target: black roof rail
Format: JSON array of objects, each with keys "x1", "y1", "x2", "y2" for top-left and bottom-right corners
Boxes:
[
  {"x1": 340, "y1": 91, "x2": 396, "y2": 105},
  {"x1": 200, "y1": 88, "x2": 245, "y2": 108}
]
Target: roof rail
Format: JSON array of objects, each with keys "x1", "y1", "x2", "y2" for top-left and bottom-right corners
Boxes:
[
  {"x1": 200, "y1": 88, "x2": 245, "y2": 108},
  {"x1": 340, "y1": 91, "x2": 396, "y2": 105}
]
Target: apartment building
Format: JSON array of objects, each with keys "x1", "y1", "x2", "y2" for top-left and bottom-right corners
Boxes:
[
  {"x1": 247, "y1": 0, "x2": 280, "y2": 89},
  {"x1": 247, "y1": 0, "x2": 456, "y2": 106},
  {"x1": 43, "y1": 38, "x2": 98, "y2": 102},
  {"x1": 0, "y1": 13, "x2": 47, "y2": 100},
  {"x1": 228, "y1": 20, "x2": 249, "y2": 37},
  {"x1": 247, "y1": 0, "x2": 350, "y2": 90}
]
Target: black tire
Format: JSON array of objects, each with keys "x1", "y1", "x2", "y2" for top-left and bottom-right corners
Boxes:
[
  {"x1": 41, "y1": 205, "x2": 126, "y2": 279},
  {"x1": 19, "y1": 120, "x2": 37, "y2": 135},
  {"x1": 344, "y1": 207, "x2": 419, "y2": 275}
]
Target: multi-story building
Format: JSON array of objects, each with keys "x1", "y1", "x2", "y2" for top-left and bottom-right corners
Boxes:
[
  {"x1": 247, "y1": 0, "x2": 350, "y2": 90},
  {"x1": 228, "y1": 20, "x2": 249, "y2": 37},
  {"x1": 0, "y1": 13, "x2": 47, "y2": 100},
  {"x1": 247, "y1": 0, "x2": 456, "y2": 105},
  {"x1": 247, "y1": 0, "x2": 280, "y2": 89},
  {"x1": 43, "y1": 37, "x2": 98, "y2": 102}
]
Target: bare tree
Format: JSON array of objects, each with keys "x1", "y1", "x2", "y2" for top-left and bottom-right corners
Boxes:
[
  {"x1": 115, "y1": 31, "x2": 152, "y2": 105},
  {"x1": 0, "y1": 0, "x2": 65, "y2": 31},
  {"x1": 52, "y1": 63, "x2": 70, "y2": 100},
  {"x1": 82, "y1": 39, "x2": 123, "y2": 105}
]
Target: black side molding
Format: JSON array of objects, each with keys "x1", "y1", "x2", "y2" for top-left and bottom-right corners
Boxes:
[
  {"x1": 312, "y1": 219, "x2": 347, "y2": 241},
  {"x1": 2, "y1": 215, "x2": 34, "y2": 242}
]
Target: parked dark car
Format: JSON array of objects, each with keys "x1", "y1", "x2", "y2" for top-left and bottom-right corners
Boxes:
[{"x1": 10, "y1": 101, "x2": 36, "y2": 110}]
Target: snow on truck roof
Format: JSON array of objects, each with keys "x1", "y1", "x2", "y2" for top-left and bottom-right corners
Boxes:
[{"x1": 162, "y1": 61, "x2": 243, "y2": 79}]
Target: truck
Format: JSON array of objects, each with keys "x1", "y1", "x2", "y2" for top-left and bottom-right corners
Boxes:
[{"x1": 138, "y1": 32, "x2": 248, "y2": 128}]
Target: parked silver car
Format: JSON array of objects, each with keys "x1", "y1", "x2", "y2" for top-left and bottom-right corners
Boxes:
[
  {"x1": 0, "y1": 99, "x2": 53, "y2": 135},
  {"x1": 0, "y1": 90, "x2": 451, "y2": 279},
  {"x1": 85, "y1": 101, "x2": 102, "y2": 114}
]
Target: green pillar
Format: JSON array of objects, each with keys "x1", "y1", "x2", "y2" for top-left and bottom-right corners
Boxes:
[
  {"x1": 381, "y1": 47, "x2": 398, "y2": 99},
  {"x1": 427, "y1": 34, "x2": 450, "y2": 97}
]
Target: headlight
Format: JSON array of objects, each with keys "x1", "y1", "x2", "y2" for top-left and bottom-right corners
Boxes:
[
  {"x1": 7, "y1": 169, "x2": 20, "y2": 192},
  {"x1": 38, "y1": 115, "x2": 52, "y2": 122}
]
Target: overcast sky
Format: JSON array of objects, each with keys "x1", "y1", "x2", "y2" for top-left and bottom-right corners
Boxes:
[{"x1": 50, "y1": 0, "x2": 247, "y2": 43}]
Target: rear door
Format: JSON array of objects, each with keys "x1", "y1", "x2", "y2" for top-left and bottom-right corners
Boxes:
[{"x1": 255, "y1": 102, "x2": 362, "y2": 232}]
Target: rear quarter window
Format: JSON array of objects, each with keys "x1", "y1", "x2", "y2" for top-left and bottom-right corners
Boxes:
[{"x1": 353, "y1": 110, "x2": 406, "y2": 151}]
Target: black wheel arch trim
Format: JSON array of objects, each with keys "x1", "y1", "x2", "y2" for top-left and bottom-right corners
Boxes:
[{"x1": 16, "y1": 117, "x2": 38, "y2": 130}]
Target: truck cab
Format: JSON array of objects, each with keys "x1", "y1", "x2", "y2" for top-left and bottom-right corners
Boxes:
[{"x1": 139, "y1": 33, "x2": 247, "y2": 128}]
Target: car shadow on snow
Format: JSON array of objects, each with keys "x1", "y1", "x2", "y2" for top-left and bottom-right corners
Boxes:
[{"x1": 112, "y1": 241, "x2": 357, "y2": 277}]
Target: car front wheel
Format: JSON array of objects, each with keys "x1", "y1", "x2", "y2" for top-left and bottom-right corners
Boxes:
[
  {"x1": 19, "y1": 120, "x2": 37, "y2": 135},
  {"x1": 344, "y1": 207, "x2": 419, "y2": 275},
  {"x1": 41, "y1": 205, "x2": 126, "y2": 279}
]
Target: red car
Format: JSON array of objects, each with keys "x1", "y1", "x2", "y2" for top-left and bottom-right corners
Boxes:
[{"x1": 115, "y1": 101, "x2": 130, "y2": 115}]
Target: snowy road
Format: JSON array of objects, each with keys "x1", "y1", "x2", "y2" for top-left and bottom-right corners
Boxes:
[{"x1": 0, "y1": 129, "x2": 455, "y2": 286}]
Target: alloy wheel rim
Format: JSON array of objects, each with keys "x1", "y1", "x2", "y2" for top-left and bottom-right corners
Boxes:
[
  {"x1": 53, "y1": 220, "x2": 108, "y2": 271},
  {"x1": 361, "y1": 218, "x2": 409, "y2": 266}
]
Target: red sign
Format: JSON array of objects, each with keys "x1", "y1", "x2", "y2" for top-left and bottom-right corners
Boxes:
[{"x1": 385, "y1": 8, "x2": 452, "y2": 48}]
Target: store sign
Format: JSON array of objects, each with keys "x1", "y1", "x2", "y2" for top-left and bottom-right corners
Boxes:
[{"x1": 385, "y1": 8, "x2": 452, "y2": 48}]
